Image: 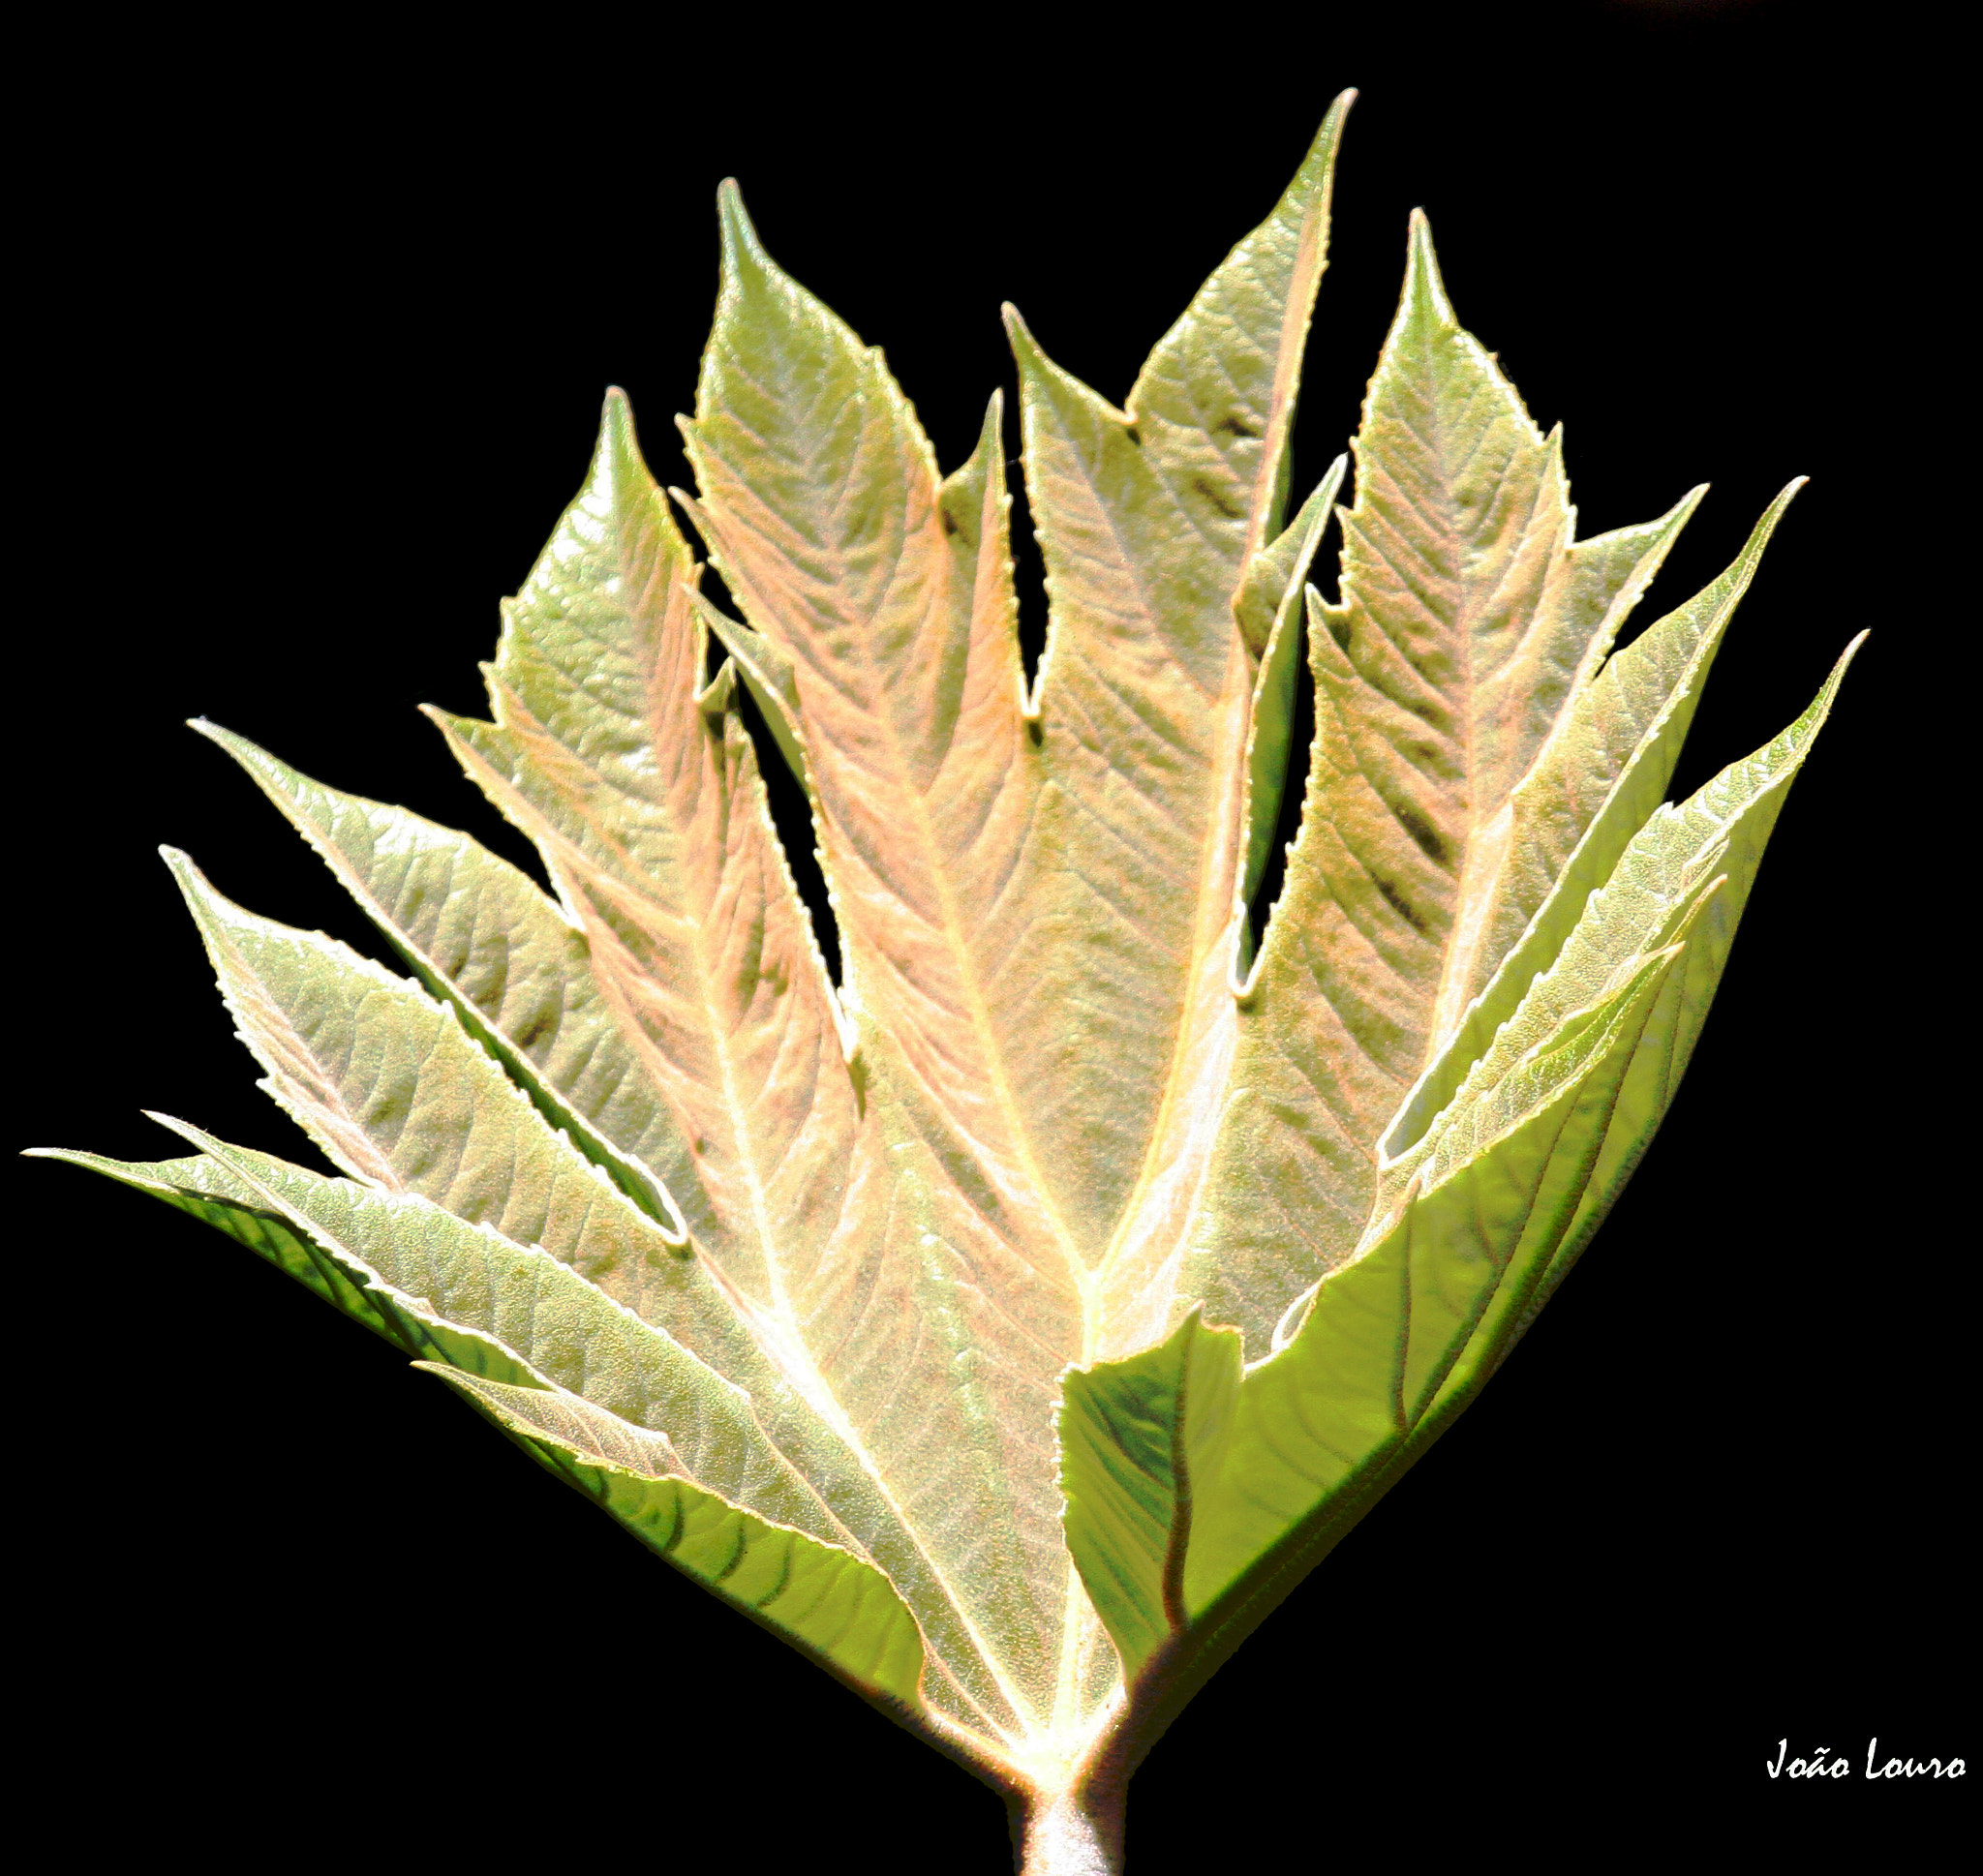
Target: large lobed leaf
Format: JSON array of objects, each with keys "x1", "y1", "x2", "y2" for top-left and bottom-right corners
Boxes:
[{"x1": 36, "y1": 89, "x2": 1855, "y2": 1857}]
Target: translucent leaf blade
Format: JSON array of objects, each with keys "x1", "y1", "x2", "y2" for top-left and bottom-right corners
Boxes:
[
  {"x1": 1000, "y1": 105, "x2": 1353, "y2": 1358},
  {"x1": 681, "y1": 197, "x2": 1077, "y2": 1306},
  {"x1": 1127, "y1": 95, "x2": 1354, "y2": 584},
  {"x1": 1408, "y1": 639, "x2": 1866, "y2": 1358},
  {"x1": 190, "y1": 720, "x2": 693, "y2": 1233},
  {"x1": 424, "y1": 392, "x2": 856, "y2": 1324},
  {"x1": 160, "y1": 846, "x2": 681, "y2": 1282},
  {"x1": 1182, "y1": 215, "x2": 1708, "y2": 1349},
  {"x1": 425, "y1": 393, "x2": 1065, "y2": 1742},
  {"x1": 1390, "y1": 484, "x2": 1805, "y2": 1152},
  {"x1": 156, "y1": 843, "x2": 1026, "y2": 1743},
  {"x1": 1401, "y1": 636, "x2": 1864, "y2": 1185},
  {"x1": 159, "y1": 1117, "x2": 872, "y2": 1554}
]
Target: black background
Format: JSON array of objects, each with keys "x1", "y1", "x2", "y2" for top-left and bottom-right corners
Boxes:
[{"x1": 22, "y1": 2, "x2": 1968, "y2": 1865}]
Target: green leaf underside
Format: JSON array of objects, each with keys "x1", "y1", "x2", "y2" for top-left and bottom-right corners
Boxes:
[
  {"x1": 1067, "y1": 935, "x2": 1678, "y2": 1682},
  {"x1": 1058, "y1": 1314, "x2": 1241, "y2": 1684},
  {"x1": 38, "y1": 93, "x2": 1857, "y2": 1814}
]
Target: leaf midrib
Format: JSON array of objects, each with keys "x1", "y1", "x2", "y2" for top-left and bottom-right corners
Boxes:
[
  {"x1": 764, "y1": 453, "x2": 1094, "y2": 1306},
  {"x1": 1084, "y1": 633, "x2": 1248, "y2": 1330},
  {"x1": 1079, "y1": 267, "x2": 1321, "y2": 1345},
  {"x1": 1399, "y1": 325, "x2": 1549, "y2": 1078}
]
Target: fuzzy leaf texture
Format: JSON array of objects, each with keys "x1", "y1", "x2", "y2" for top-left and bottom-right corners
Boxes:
[{"x1": 33, "y1": 92, "x2": 1860, "y2": 1873}]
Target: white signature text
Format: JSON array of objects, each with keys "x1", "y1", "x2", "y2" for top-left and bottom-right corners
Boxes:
[{"x1": 1766, "y1": 1740, "x2": 1965, "y2": 1780}]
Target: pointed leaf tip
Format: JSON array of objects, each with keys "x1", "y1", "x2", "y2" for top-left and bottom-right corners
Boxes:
[
  {"x1": 1000, "y1": 306, "x2": 1062, "y2": 392},
  {"x1": 599, "y1": 384, "x2": 637, "y2": 442},
  {"x1": 1306, "y1": 88, "x2": 1356, "y2": 164},
  {"x1": 1401, "y1": 209, "x2": 1458, "y2": 331},
  {"x1": 591, "y1": 386, "x2": 650, "y2": 488},
  {"x1": 716, "y1": 178, "x2": 759, "y2": 257}
]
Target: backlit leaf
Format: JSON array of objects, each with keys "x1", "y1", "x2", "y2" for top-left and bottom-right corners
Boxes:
[{"x1": 37, "y1": 97, "x2": 1855, "y2": 1868}]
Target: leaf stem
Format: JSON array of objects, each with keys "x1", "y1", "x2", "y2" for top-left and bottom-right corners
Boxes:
[{"x1": 1017, "y1": 1778, "x2": 1126, "y2": 1876}]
